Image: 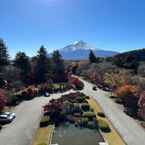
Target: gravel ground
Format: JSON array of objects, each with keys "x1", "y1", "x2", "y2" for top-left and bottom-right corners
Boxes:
[
  {"x1": 0, "y1": 90, "x2": 74, "y2": 145},
  {"x1": 80, "y1": 78, "x2": 145, "y2": 145}
]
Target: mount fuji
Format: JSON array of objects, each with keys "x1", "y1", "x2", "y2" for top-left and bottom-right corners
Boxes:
[{"x1": 58, "y1": 40, "x2": 118, "y2": 60}]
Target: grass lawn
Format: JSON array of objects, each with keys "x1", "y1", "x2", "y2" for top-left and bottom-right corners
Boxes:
[
  {"x1": 87, "y1": 98, "x2": 126, "y2": 145},
  {"x1": 32, "y1": 125, "x2": 55, "y2": 145}
]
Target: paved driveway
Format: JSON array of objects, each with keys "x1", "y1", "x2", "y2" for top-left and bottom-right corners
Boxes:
[
  {"x1": 0, "y1": 91, "x2": 74, "y2": 145},
  {"x1": 80, "y1": 78, "x2": 145, "y2": 145}
]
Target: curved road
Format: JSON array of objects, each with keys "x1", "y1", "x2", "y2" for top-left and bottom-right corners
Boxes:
[{"x1": 80, "y1": 78, "x2": 145, "y2": 145}]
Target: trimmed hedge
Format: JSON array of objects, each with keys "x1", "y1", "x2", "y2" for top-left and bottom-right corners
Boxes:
[
  {"x1": 82, "y1": 112, "x2": 96, "y2": 119},
  {"x1": 85, "y1": 96, "x2": 90, "y2": 99},
  {"x1": 98, "y1": 119, "x2": 111, "y2": 133},
  {"x1": 90, "y1": 108, "x2": 94, "y2": 112},
  {"x1": 73, "y1": 103, "x2": 81, "y2": 113},
  {"x1": 109, "y1": 95, "x2": 117, "y2": 99},
  {"x1": 77, "y1": 96, "x2": 86, "y2": 103},
  {"x1": 40, "y1": 116, "x2": 50, "y2": 127},
  {"x1": 87, "y1": 121, "x2": 97, "y2": 129},
  {"x1": 115, "y1": 99, "x2": 123, "y2": 104},
  {"x1": 79, "y1": 117, "x2": 89, "y2": 127},
  {"x1": 81, "y1": 103, "x2": 90, "y2": 111},
  {"x1": 97, "y1": 112, "x2": 106, "y2": 118}
]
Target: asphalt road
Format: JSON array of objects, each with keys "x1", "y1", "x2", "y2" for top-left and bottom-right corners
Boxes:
[{"x1": 80, "y1": 78, "x2": 145, "y2": 145}]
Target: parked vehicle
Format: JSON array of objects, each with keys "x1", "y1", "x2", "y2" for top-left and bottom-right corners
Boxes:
[
  {"x1": 0, "y1": 112, "x2": 16, "y2": 124},
  {"x1": 103, "y1": 87, "x2": 112, "y2": 92},
  {"x1": 92, "y1": 86, "x2": 97, "y2": 91}
]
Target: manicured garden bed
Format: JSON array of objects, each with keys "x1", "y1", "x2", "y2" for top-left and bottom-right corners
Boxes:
[
  {"x1": 40, "y1": 92, "x2": 107, "y2": 145},
  {"x1": 32, "y1": 92, "x2": 125, "y2": 145},
  {"x1": 43, "y1": 92, "x2": 98, "y2": 128}
]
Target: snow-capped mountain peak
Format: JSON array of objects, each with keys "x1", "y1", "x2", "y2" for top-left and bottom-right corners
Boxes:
[
  {"x1": 57, "y1": 40, "x2": 118, "y2": 60},
  {"x1": 62, "y1": 40, "x2": 97, "y2": 51}
]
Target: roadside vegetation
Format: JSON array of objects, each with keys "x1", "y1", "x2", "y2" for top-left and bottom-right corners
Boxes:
[
  {"x1": 71, "y1": 49, "x2": 145, "y2": 127},
  {"x1": 0, "y1": 39, "x2": 68, "y2": 107}
]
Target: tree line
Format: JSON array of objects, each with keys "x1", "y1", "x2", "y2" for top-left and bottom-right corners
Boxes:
[{"x1": 0, "y1": 38, "x2": 67, "y2": 88}]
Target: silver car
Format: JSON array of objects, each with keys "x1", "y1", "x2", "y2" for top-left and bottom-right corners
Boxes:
[{"x1": 0, "y1": 112, "x2": 16, "y2": 124}]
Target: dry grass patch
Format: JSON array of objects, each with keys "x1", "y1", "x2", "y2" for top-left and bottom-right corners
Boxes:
[{"x1": 32, "y1": 125, "x2": 54, "y2": 145}]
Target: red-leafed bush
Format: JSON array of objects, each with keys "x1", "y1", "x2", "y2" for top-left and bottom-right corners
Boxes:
[
  {"x1": 138, "y1": 91, "x2": 145, "y2": 120},
  {"x1": 69, "y1": 76, "x2": 84, "y2": 90},
  {"x1": 138, "y1": 91, "x2": 145, "y2": 108},
  {"x1": 0, "y1": 89, "x2": 7, "y2": 111}
]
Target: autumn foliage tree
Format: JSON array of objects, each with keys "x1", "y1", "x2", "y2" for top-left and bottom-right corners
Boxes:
[
  {"x1": 69, "y1": 76, "x2": 84, "y2": 90},
  {"x1": 0, "y1": 89, "x2": 7, "y2": 111},
  {"x1": 103, "y1": 71, "x2": 129, "y2": 90},
  {"x1": 116, "y1": 85, "x2": 137, "y2": 99},
  {"x1": 116, "y1": 85, "x2": 139, "y2": 116}
]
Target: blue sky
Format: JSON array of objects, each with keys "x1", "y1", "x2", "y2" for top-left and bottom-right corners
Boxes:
[{"x1": 0, "y1": 0, "x2": 145, "y2": 58}]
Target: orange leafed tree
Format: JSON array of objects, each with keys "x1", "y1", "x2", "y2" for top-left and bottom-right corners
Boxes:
[
  {"x1": 116, "y1": 85, "x2": 139, "y2": 117},
  {"x1": 115, "y1": 85, "x2": 138, "y2": 99}
]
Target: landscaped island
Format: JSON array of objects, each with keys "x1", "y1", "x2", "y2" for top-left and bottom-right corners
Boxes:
[{"x1": 33, "y1": 92, "x2": 113, "y2": 145}]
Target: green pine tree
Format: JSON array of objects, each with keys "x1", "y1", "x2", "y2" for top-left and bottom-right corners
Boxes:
[
  {"x1": 0, "y1": 39, "x2": 9, "y2": 66},
  {"x1": 89, "y1": 50, "x2": 97, "y2": 63},
  {"x1": 14, "y1": 52, "x2": 30, "y2": 83},
  {"x1": 35, "y1": 46, "x2": 51, "y2": 83},
  {"x1": 52, "y1": 50, "x2": 66, "y2": 83}
]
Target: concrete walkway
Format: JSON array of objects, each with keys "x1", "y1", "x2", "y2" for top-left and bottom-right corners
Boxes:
[{"x1": 80, "y1": 78, "x2": 145, "y2": 145}]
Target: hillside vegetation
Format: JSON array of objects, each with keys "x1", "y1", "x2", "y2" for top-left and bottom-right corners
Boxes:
[{"x1": 73, "y1": 49, "x2": 145, "y2": 120}]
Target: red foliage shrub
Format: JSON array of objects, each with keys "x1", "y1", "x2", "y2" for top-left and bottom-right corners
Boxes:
[
  {"x1": 0, "y1": 89, "x2": 7, "y2": 111},
  {"x1": 138, "y1": 91, "x2": 145, "y2": 108},
  {"x1": 116, "y1": 85, "x2": 139, "y2": 117},
  {"x1": 138, "y1": 91, "x2": 145, "y2": 120},
  {"x1": 69, "y1": 76, "x2": 84, "y2": 90},
  {"x1": 43, "y1": 100, "x2": 63, "y2": 113}
]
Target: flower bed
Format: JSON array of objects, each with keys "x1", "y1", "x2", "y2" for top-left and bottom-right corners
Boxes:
[{"x1": 43, "y1": 92, "x2": 97, "y2": 129}]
